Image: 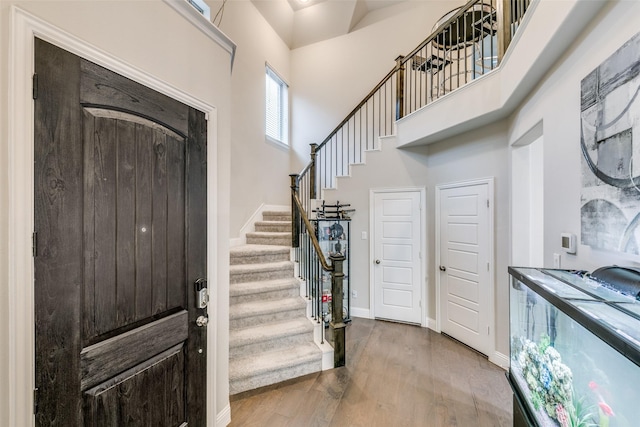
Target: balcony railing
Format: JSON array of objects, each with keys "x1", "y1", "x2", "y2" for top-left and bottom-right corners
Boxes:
[{"x1": 294, "y1": 0, "x2": 531, "y2": 211}]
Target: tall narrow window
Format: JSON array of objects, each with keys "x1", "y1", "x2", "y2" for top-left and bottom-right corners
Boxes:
[{"x1": 265, "y1": 65, "x2": 289, "y2": 145}]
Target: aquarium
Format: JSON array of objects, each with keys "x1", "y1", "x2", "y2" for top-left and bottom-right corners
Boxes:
[{"x1": 508, "y1": 267, "x2": 640, "y2": 427}]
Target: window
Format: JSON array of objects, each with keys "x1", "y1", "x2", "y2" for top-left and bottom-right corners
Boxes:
[
  {"x1": 187, "y1": 0, "x2": 210, "y2": 19},
  {"x1": 265, "y1": 65, "x2": 289, "y2": 145}
]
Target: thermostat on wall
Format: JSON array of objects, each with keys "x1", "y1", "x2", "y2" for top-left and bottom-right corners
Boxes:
[{"x1": 561, "y1": 233, "x2": 576, "y2": 254}]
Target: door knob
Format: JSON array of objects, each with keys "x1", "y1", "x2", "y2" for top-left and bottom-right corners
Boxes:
[
  {"x1": 375, "y1": 259, "x2": 381, "y2": 264},
  {"x1": 439, "y1": 265, "x2": 446, "y2": 272},
  {"x1": 196, "y1": 315, "x2": 209, "y2": 327}
]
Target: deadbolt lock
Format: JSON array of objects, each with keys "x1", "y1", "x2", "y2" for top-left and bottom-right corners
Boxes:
[{"x1": 195, "y1": 278, "x2": 209, "y2": 309}]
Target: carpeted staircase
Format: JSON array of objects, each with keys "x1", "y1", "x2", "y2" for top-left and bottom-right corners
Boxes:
[{"x1": 229, "y1": 210, "x2": 323, "y2": 395}]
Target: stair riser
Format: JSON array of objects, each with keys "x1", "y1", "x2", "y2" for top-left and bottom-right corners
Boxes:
[
  {"x1": 255, "y1": 223, "x2": 291, "y2": 232},
  {"x1": 230, "y1": 307, "x2": 306, "y2": 329},
  {"x1": 246, "y1": 235, "x2": 291, "y2": 246},
  {"x1": 230, "y1": 267, "x2": 294, "y2": 284},
  {"x1": 230, "y1": 252, "x2": 290, "y2": 265},
  {"x1": 230, "y1": 359, "x2": 322, "y2": 395},
  {"x1": 262, "y1": 213, "x2": 292, "y2": 222},
  {"x1": 229, "y1": 331, "x2": 313, "y2": 359},
  {"x1": 230, "y1": 286, "x2": 300, "y2": 305}
]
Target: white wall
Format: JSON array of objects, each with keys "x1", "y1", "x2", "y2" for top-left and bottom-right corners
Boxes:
[
  {"x1": 322, "y1": 119, "x2": 510, "y2": 357},
  {"x1": 211, "y1": 0, "x2": 293, "y2": 236},
  {"x1": 508, "y1": 0, "x2": 640, "y2": 271},
  {"x1": 0, "y1": 1, "x2": 232, "y2": 425},
  {"x1": 289, "y1": 1, "x2": 465, "y2": 173}
]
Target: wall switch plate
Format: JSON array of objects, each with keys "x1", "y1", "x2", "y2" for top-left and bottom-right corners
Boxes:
[
  {"x1": 553, "y1": 253, "x2": 561, "y2": 268},
  {"x1": 361, "y1": 231, "x2": 367, "y2": 240},
  {"x1": 352, "y1": 290, "x2": 358, "y2": 298}
]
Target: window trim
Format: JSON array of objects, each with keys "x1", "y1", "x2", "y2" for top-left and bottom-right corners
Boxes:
[{"x1": 265, "y1": 63, "x2": 289, "y2": 147}]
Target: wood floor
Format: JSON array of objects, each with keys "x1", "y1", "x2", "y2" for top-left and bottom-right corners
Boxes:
[{"x1": 229, "y1": 318, "x2": 513, "y2": 426}]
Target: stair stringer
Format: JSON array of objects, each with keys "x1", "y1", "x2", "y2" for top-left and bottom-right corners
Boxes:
[{"x1": 319, "y1": 134, "x2": 396, "y2": 197}]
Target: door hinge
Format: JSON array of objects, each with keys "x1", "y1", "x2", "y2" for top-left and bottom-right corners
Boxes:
[
  {"x1": 33, "y1": 387, "x2": 39, "y2": 414},
  {"x1": 32, "y1": 232, "x2": 37, "y2": 257},
  {"x1": 486, "y1": 199, "x2": 489, "y2": 208},
  {"x1": 32, "y1": 73, "x2": 38, "y2": 100},
  {"x1": 487, "y1": 326, "x2": 490, "y2": 335},
  {"x1": 487, "y1": 262, "x2": 489, "y2": 271}
]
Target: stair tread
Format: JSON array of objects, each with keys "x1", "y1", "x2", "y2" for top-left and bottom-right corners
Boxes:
[
  {"x1": 229, "y1": 260, "x2": 293, "y2": 274},
  {"x1": 246, "y1": 231, "x2": 291, "y2": 237},
  {"x1": 230, "y1": 318, "x2": 313, "y2": 347},
  {"x1": 229, "y1": 342, "x2": 321, "y2": 380},
  {"x1": 230, "y1": 244, "x2": 290, "y2": 256},
  {"x1": 262, "y1": 211, "x2": 291, "y2": 216},
  {"x1": 230, "y1": 297, "x2": 306, "y2": 319},
  {"x1": 230, "y1": 277, "x2": 300, "y2": 297}
]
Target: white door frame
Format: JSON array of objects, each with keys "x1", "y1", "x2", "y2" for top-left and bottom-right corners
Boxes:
[
  {"x1": 369, "y1": 187, "x2": 427, "y2": 327},
  {"x1": 435, "y1": 178, "x2": 495, "y2": 353},
  {"x1": 7, "y1": 8, "x2": 220, "y2": 426}
]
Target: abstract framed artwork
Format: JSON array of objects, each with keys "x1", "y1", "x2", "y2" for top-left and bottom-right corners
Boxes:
[{"x1": 581, "y1": 31, "x2": 640, "y2": 256}]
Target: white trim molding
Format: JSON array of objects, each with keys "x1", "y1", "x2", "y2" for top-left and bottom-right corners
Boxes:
[
  {"x1": 435, "y1": 177, "x2": 495, "y2": 359},
  {"x1": 349, "y1": 307, "x2": 372, "y2": 319},
  {"x1": 8, "y1": 7, "x2": 221, "y2": 426},
  {"x1": 216, "y1": 403, "x2": 231, "y2": 427},
  {"x1": 162, "y1": 0, "x2": 236, "y2": 70},
  {"x1": 490, "y1": 351, "x2": 510, "y2": 370}
]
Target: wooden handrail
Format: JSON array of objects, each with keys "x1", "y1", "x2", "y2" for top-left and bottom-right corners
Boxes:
[{"x1": 291, "y1": 190, "x2": 333, "y2": 272}]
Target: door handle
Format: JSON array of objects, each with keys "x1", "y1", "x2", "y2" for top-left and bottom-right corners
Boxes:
[
  {"x1": 196, "y1": 315, "x2": 208, "y2": 327},
  {"x1": 439, "y1": 265, "x2": 446, "y2": 272},
  {"x1": 375, "y1": 259, "x2": 381, "y2": 265}
]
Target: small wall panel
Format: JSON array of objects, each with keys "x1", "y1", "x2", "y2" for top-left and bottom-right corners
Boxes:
[{"x1": 84, "y1": 344, "x2": 186, "y2": 427}]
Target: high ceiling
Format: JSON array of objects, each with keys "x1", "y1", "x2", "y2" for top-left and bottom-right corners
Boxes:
[{"x1": 250, "y1": 0, "x2": 416, "y2": 49}]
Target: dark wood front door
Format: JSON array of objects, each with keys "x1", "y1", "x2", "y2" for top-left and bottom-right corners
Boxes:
[{"x1": 34, "y1": 38, "x2": 208, "y2": 426}]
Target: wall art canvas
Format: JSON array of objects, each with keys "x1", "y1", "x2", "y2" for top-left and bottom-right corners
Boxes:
[{"x1": 581, "y1": 31, "x2": 640, "y2": 256}]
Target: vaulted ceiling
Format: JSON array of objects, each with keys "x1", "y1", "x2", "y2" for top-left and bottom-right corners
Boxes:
[{"x1": 250, "y1": 0, "x2": 415, "y2": 49}]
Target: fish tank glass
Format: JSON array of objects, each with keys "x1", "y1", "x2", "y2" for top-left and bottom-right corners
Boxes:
[{"x1": 508, "y1": 267, "x2": 640, "y2": 427}]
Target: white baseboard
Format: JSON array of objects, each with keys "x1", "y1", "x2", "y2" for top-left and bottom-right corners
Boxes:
[
  {"x1": 216, "y1": 403, "x2": 231, "y2": 427},
  {"x1": 490, "y1": 351, "x2": 510, "y2": 370},
  {"x1": 426, "y1": 317, "x2": 438, "y2": 331},
  {"x1": 350, "y1": 307, "x2": 371, "y2": 319},
  {"x1": 234, "y1": 203, "x2": 289, "y2": 246}
]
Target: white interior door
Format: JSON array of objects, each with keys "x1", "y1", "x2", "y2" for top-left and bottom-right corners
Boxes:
[
  {"x1": 437, "y1": 181, "x2": 492, "y2": 356},
  {"x1": 372, "y1": 190, "x2": 422, "y2": 324}
]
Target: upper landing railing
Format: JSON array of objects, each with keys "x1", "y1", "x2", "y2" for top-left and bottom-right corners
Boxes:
[{"x1": 293, "y1": 0, "x2": 531, "y2": 209}]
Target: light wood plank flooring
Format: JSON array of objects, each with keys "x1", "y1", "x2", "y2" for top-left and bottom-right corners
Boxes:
[{"x1": 229, "y1": 318, "x2": 512, "y2": 426}]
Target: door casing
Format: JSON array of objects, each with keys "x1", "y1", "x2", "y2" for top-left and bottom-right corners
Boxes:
[
  {"x1": 435, "y1": 177, "x2": 495, "y2": 357},
  {"x1": 369, "y1": 187, "x2": 427, "y2": 327},
  {"x1": 7, "y1": 9, "x2": 219, "y2": 425}
]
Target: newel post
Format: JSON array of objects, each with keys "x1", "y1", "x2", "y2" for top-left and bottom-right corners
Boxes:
[
  {"x1": 395, "y1": 55, "x2": 406, "y2": 120},
  {"x1": 330, "y1": 253, "x2": 346, "y2": 367},
  {"x1": 309, "y1": 143, "x2": 318, "y2": 200},
  {"x1": 289, "y1": 174, "x2": 300, "y2": 248}
]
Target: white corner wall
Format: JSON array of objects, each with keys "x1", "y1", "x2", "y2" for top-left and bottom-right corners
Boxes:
[
  {"x1": 0, "y1": 2, "x2": 232, "y2": 425},
  {"x1": 509, "y1": 0, "x2": 640, "y2": 271},
  {"x1": 210, "y1": 0, "x2": 292, "y2": 237}
]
